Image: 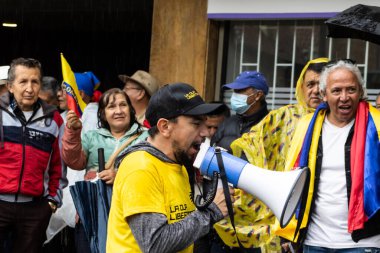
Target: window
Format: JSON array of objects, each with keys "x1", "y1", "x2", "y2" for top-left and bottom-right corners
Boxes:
[{"x1": 224, "y1": 20, "x2": 380, "y2": 109}]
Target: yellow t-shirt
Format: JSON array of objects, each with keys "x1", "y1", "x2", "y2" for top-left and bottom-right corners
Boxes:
[{"x1": 106, "y1": 150, "x2": 196, "y2": 253}]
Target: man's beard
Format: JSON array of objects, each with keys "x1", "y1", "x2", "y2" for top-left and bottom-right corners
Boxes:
[
  {"x1": 172, "y1": 140, "x2": 193, "y2": 166},
  {"x1": 172, "y1": 140, "x2": 196, "y2": 201}
]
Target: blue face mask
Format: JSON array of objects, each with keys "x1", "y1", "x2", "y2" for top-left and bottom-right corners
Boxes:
[{"x1": 230, "y1": 92, "x2": 256, "y2": 114}]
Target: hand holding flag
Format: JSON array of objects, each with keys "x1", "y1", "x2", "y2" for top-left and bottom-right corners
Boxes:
[{"x1": 60, "y1": 53, "x2": 87, "y2": 117}]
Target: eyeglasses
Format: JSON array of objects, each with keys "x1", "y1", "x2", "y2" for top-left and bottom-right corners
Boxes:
[
  {"x1": 324, "y1": 58, "x2": 356, "y2": 69},
  {"x1": 123, "y1": 86, "x2": 142, "y2": 92}
]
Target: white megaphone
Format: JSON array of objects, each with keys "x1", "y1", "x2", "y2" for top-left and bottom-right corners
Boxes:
[{"x1": 193, "y1": 142, "x2": 309, "y2": 228}]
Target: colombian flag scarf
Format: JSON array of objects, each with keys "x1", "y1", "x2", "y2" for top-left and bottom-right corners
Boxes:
[{"x1": 276, "y1": 101, "x2": 380, "y2": 241}]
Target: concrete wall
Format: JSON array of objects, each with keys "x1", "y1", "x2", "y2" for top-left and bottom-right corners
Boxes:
[{"x1": 149, "y1": 0, "x2": 218, "y2": 100}]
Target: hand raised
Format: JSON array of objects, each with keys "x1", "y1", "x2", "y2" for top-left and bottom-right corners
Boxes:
[{"x1": 66, "y1": 110, "x2": 82, "y2": 130}]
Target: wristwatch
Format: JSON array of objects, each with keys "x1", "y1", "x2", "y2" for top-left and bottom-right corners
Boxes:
[{"x1": 48, "y1": 201, "x2": 58, "y2": 213}]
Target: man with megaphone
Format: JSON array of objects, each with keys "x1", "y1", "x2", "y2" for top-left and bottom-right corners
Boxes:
[{"x1": 106, "y1": 83, "x2": 235, "y2": 253}]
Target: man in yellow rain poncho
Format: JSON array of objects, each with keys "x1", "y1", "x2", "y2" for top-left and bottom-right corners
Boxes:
[{"x1": 212, "y1": 58, "x2": 328, "y2": 252}]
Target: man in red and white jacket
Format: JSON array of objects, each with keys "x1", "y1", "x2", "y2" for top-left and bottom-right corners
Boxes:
[{"x1": 0, "y1": 58, "x2": 66, "y2": 253}]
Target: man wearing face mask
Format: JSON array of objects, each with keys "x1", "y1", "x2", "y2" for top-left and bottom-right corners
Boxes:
[
  {"x1": 211, "y1": 71, "x2": 269, "y2": 155},
  {"x1": 206, "y1": 71, "x2": 268, "y2": 252}
]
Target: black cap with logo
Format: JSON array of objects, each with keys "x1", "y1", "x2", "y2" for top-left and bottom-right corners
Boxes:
[{"x1": 146, "y1": 83, "x2": 222, "y2": 127}]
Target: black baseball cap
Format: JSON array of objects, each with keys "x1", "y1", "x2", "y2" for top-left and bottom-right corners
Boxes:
[{"x1": 146, "y1": 83, "x2": 223, "y2": 127}]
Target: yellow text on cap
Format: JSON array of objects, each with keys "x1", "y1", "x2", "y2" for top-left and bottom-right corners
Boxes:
[{"x1": 184, "y1": 91, "x2": 199, "y2": 100}]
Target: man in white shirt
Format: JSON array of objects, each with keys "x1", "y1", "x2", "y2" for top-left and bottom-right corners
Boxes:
[{"x1": 277, "y1": 59, "x2": 380, "y2": 253}]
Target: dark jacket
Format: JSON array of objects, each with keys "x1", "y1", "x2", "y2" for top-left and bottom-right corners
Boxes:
[{"x1": 211, "y1": 101, "x2": 269, "y2": 154}]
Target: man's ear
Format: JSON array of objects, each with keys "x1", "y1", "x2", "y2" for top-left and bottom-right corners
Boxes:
[
  {"x1": 320, "y1": 90, "x2": 327, "y2": 102},
  {"x1": 156, "y1": 118, "x2": 172, "y2": 138},
  {"x1": 136, "y1": 88, "x2": 146, "y2": 100},
  {"x1": 256, "y1": 91, "x2": 264, "y2": 101},
  {"x1": 359, "y1": 86, "x2": 365, "y2": 99},
  {"x1": 7, "y1": 82, "x2": 12, "y2": 93}
]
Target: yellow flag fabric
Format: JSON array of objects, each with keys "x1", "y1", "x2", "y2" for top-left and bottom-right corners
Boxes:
[
  {"x1": 60, "y1": 53, "x2": 87, "y2": 116},
  {"x1": 213, "y1": 58, "x2": 328, "y2": 252},
  {"x1": 273, "y1": 110, "x2": 325, "y2": 241}
]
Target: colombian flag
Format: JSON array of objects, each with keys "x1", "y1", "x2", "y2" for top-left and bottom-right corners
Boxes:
[
  {"x1": 275, "y1": 101, "x2": 380, "y2": 241},
  {"x1": 60, "y1": 53, "x2": 87, "y2": 117},
  {"x1": 348, "y1": 102, "x2": 380, "y2": 232}
]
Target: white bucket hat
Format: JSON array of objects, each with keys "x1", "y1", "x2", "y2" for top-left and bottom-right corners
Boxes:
[{"x1": 0, "y1": 65, "x2": 9, "y2": 85}]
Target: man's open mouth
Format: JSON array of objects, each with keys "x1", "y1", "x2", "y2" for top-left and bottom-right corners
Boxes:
[
  {"x1": 191, "y1": 142, "x2": 201, "y2": 151},
  {"x1": 338, "y1": 105, "x2": 352, "y2": 114}
]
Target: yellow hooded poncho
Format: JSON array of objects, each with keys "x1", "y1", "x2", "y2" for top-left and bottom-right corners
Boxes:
[{"x1": 212, "y1": 58, "x2": 329, "y2": 252}]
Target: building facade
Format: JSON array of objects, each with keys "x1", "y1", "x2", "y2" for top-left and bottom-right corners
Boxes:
[{"x1": 149, "y1": 0, "x2": 380, "y2": 108}]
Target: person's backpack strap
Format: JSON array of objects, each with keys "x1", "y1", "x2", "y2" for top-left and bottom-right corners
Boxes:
[{"x1": 105, "y1": 132, "x2": 142, "y2": 170}]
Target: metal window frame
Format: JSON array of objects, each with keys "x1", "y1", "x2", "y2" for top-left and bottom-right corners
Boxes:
[{"x1": 221, "y1": 20, "x2": 376, "y2": 109}]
